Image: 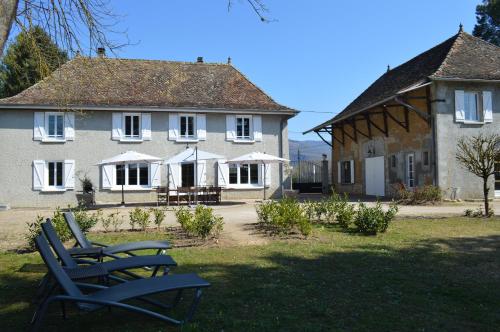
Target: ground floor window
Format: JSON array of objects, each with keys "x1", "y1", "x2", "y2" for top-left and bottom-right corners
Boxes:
[
  {"x1": 181, "y1": 163, "x2": 195, "y2": 187},
  {"x1": 115, "y1": 163, "x2": 149, "y2": 187},
  {"x1": 229, "y1": 163, "x2": 259, "y2": 185},
  {"x1": 341, "y1": 160, "x2": 353, "y2": 184},
  {"x1": 406, "y1": 153, "x2": 415, "y2": 188},
  {"x1": 47, "y1": 161, "x2": 64, "y2": 188}
]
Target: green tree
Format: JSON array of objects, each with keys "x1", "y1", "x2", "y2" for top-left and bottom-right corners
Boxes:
[
  {"x1": 0, "y1": 26, "x2": 68, "y2": 98},
  {"x1": 473, "y1": 0, "x2": 500, "y2": 46}
]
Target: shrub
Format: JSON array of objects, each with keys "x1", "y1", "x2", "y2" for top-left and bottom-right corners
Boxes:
[
  {"x1": 24, "y1": 207, "x2": 74, "y2": 250},
  {"x1": 465, "y1": 206, "x2": 494, "y2": 218},
  {"x1": 256, "y1": 198, "x2": 311, "y2": 237},
  {"x1": 110, "y1": 212, "x2": 124, "y2": 232},
  {"x1": 313, "y1": 201, "x2": 327, "y2": 221},
  {"x1": 354, "y1": 202, "x2": 399, "y2": 235},
  {"x1": 73, "y1": 208, "x2": 101, "y2": 233},
  {"x1": 129, "y1": 207, "x2": 151, "y2": 231},
  {"x1": 25, "y1": 215, "x2": 44, "y2": 251},
  {"x1": 193, "y1": 205, "x2": 224, "y2": 239},
  {"x1": 334, "y1": 194, "x2": 356, "y2": 229},
  {"x1": 150, "y1": 208, "x2": 166, "y2": 230},
  {"x1": 395, "y1": 185, "x2": 442, "y2": 205},
  {"x1": 175, "y1": 206, "x2": 224, "y2": 239},
  {"x1": 80, "y1": 175, "x2": 94, "y2": 193}
]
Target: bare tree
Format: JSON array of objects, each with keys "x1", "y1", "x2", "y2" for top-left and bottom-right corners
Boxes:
[
  {"x1": 0, "y1": 0, "x2": 270, "y2": 58},
  {"x1": 456, "y1": 133, "x2": 500, "y2": 217}
]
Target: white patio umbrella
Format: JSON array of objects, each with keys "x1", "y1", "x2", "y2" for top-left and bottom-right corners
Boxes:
[
  {"x1": 164, "y1": 147, "x2": 225, "y2": 204},
  {"x1": 97, "y1": 151, "x2": 162, "y2": 205},
  {"x1": 227, "y1": 152, "x2": 289, "y2": 200}
]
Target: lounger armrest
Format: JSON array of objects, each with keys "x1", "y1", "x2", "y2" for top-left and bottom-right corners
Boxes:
[
  {"x1": 91, "y1": 241, "x2": 109, "y2": 248},
  {"x1": 68, "y1": 246, "x2": 103, "y2": 258},
  {"x1": 64, "y1": 264, "x2": 109, "y2": 280},
  {"x1": 103, "y1": 240, "x2": 171, "y2": 255}
]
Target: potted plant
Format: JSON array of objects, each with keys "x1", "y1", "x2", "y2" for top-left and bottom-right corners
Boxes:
[{"x1": 77, "y1": 175, "x2": 95, "y2": 207}]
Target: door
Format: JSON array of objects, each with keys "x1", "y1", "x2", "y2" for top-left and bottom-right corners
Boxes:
[
  {"x1": 495, "y1": 156, "x2": 500, "y2": 198},
  {"x1": 181, "y1": 163, "x2": 195, "y2": 187},
  {"x1": 365, "y1": 156, "x2": 385, "y2": 196}
]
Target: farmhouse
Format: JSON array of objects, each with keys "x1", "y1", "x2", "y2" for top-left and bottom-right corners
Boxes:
[
  {"x1": 0, "y1": 55, "x2": 297, "y2": 207},
  {"x1": 305, "y1": 28, "x2": 500, "y2": 200}
]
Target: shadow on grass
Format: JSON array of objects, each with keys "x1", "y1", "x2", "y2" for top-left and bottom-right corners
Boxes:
[{"x1": 1, "y1": 235, "x2": 500, "y2": 331}]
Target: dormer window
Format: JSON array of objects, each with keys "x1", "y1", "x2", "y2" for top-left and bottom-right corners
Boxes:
[{"x1": 180, "y1": 115, "x2": 195, "y2": 138}]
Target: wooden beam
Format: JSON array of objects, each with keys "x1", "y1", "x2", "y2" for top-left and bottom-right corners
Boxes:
[
  {"x1": 425, "y1": 85, "x2": 432, "y2": 127},
  {"x1": 314, "y1": 131, "x2": 332, "y2": 147},
  {"x1": 384, "y1": 107, "x2": 407, "y2": 131},
  {"x1": 382, "y1": 110, "x2": 389, "y2": 137},
  {"x1": 404, "y1": 106, "x2": 410, "y2": 132},
  {"x1": 395, "y1": 97, "x2": 430, "y2": 121},
  {"x1": 341, "y1": 122, "x2": 356, "y2": 142},
  {"x1": 364, "y1": 114, "x2": 372, "y2": 139},
  {"x1": 365, "y1": 113, "x2": 387, "y2": 137}
]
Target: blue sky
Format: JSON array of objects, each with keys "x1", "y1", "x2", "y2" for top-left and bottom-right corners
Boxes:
[{"x1": 108, "y1": 0, "x2": 478, "y2": 141}]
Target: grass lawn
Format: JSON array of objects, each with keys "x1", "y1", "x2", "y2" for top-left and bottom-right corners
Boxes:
[{"x1": 1, "y1": 217, "x2": 500, "y2": 331}]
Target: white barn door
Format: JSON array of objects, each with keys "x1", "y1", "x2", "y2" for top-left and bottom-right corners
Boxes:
[{"x1": 365, "y1": 156, "x2": 385, "y2": 197}]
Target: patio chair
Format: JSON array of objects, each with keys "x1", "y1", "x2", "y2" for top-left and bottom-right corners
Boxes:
[
  {"x1": 42, "y1": 220, "x2": 177, "y2": 280},
  {"x1": 63, "y1": 212, "x2": 171, "y2": 260},
  {"x1": 31, "y1": 235, "x2": 210, "y2": 331}
]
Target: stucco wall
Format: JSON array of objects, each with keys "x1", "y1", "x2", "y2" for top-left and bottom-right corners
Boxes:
[
  {"x1": 332, "y1": 87, "x2": 434, "y2": 197},
  {"x1": 434, "y1": 81, "x2": 500, "y2": 200},
  {"x1": 0, "y1": 110, "x2": 289, "y2": 207}
]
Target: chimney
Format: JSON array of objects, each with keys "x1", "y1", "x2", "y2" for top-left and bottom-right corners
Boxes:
[
  {"x1": 227, "y1": 56, "x2": 232, "y2": 65},
  {"x1": 97, "y1": 47, "x2": 106, "y2": 57},
  {"x1": 197, "y1": 56, "x2": 203, "y2": 63}
]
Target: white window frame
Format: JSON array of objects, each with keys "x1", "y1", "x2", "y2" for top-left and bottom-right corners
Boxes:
[
  {"x1": 235, "y1": 115, "x2": 253, "y2": 140},
  {"x1": 122, "y1": 113, "x2": 142, "y2": 140},
  {"x1": 406, "y1": 153, "x2": 415, "y2": 189},
  {"x1": 113, "y1": 163, "x2": 150, "y2": 190},
  {"x1": 464, "y1": 91, "x2": 482, "y2": 122},
  {"x1": 45, "y1": 112, "x2": 65, "y2": 141},
  {"x1": 45, "y1": 161, "x2": 65, "y2": 191},
  {"x1": 179, "y1": 114, "x2": 197, "y2": 140},
  {"x1": 228, "y1": 163, "x2": 261, "y2": 188}
]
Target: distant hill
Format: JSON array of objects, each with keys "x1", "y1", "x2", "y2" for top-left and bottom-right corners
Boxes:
[{"x1": 289, "y1": 139, "x2": 330, "y2": 161}]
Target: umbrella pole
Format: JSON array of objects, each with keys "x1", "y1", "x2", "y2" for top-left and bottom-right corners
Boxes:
[
  {"x1": 263, "y1": 162, "x2": 266, "y2": 200},
  {"x1": 121, "y1": 184, "x2": 125, "y2": 205},
  {"x1": 195, "y1": 147, "x2": 198, "y2": 205}
]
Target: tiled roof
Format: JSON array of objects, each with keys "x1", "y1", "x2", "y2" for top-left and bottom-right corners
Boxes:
[
  {"x1": 307, "y1": 31, "x2": 500, "y2": 131},
  {"x1": 0, "y1": 57, "x2": 296, "y2": 112}
]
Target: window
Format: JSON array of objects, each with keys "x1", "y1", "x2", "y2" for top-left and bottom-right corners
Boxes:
[
  {"x1": 181, "y1": 163, "x2": 195, "y2": 187},
  {"x1": 180, "y1": 115, "x2": 195, "y2": 138},
  {"x1": 390, "y1": 155, "x2": 397, "y2": 168},
  {"x1": 341, "y1": 161, "x2": 352, "y2": 184},
  {"x1": 229, "y1": 163, "x2": 260, "y2": 185},
  {"x1": 124, "y1": 114, "x2": 140, "y2": 138},
  {"x1": 464, "y1": 92, "x2": 480, "y2": 121},
  {"x1": 407, "y1": 154, "x2": 415, "y2": 188},
  {"x1": 423, "y1": 151, "x2": 430, "y2": 167},
  {"x1": 47, "y1": 162, "x2": 64, "y2": 188},
  {"x1": 114, "y1": 163, "x2": 149, "y2": 187},
  {"x1": 236, "y1": 116, "x2": 251, "y2": 139},
  {"x1": 47, "y1": 114, "x2": 64, "y2": 138}
]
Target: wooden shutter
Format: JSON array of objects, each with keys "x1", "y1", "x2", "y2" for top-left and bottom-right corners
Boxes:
[
  {"x1": 226, "y1": 115, "x2": 236, "y2": 141},
  {"x1": 197, "y1": 161, "x2": 207, "y2": 186},
  {"x1": 64, "y1": 160, "x2": 75, "y2": 189},
  {"x1": 112, "y1": 113, "x2": 122, "y2": 140},
  {"x1": 253, "y1": 115, "x2": 262, "y2": 142},
  {"x1": 197, "y1": 114, "x2": 207, "y2": 140},
  {"x1": 102, "y1": 165, "x2": 114, "y2": 189},
  {"x1": 150, "y1": 162, "x2": 161, "y2": 187},
  {"x1": 33, "y1": 112, "x2": 46, "y2": 141},
  {"x1": 142, "y1": 113, "x2": 152, "y2": 140},
  {"x1": 168, "y1": 114, "x2": 179, "y2": 141},
  {"x1": 217, "y1": 160, "x2": 229, "y2": 187},
  {"x1": 33, "y1": 160, "x2": 45, "y2": 190},
  {"x1": 350, "y1": 160, "x2": 355, "y2": 184},
  {"x1": 483, "y1": 91, "x2": 493, "y2": 123},
  {"x1": 264, "y1": 164, "x2": 271, "y2": 187},
  {"x1": 168, "y1": 163, "x2": 180, "y2": 189},
  {"x1": 455, "y1": 90, "x2": 465, "y2": 122},
  {"x1": 64, "y1": 113, "x2": 75, "y2": 141},
  {"x1": 337, "y1": 161, "x2": 341, "y2": 183}
]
